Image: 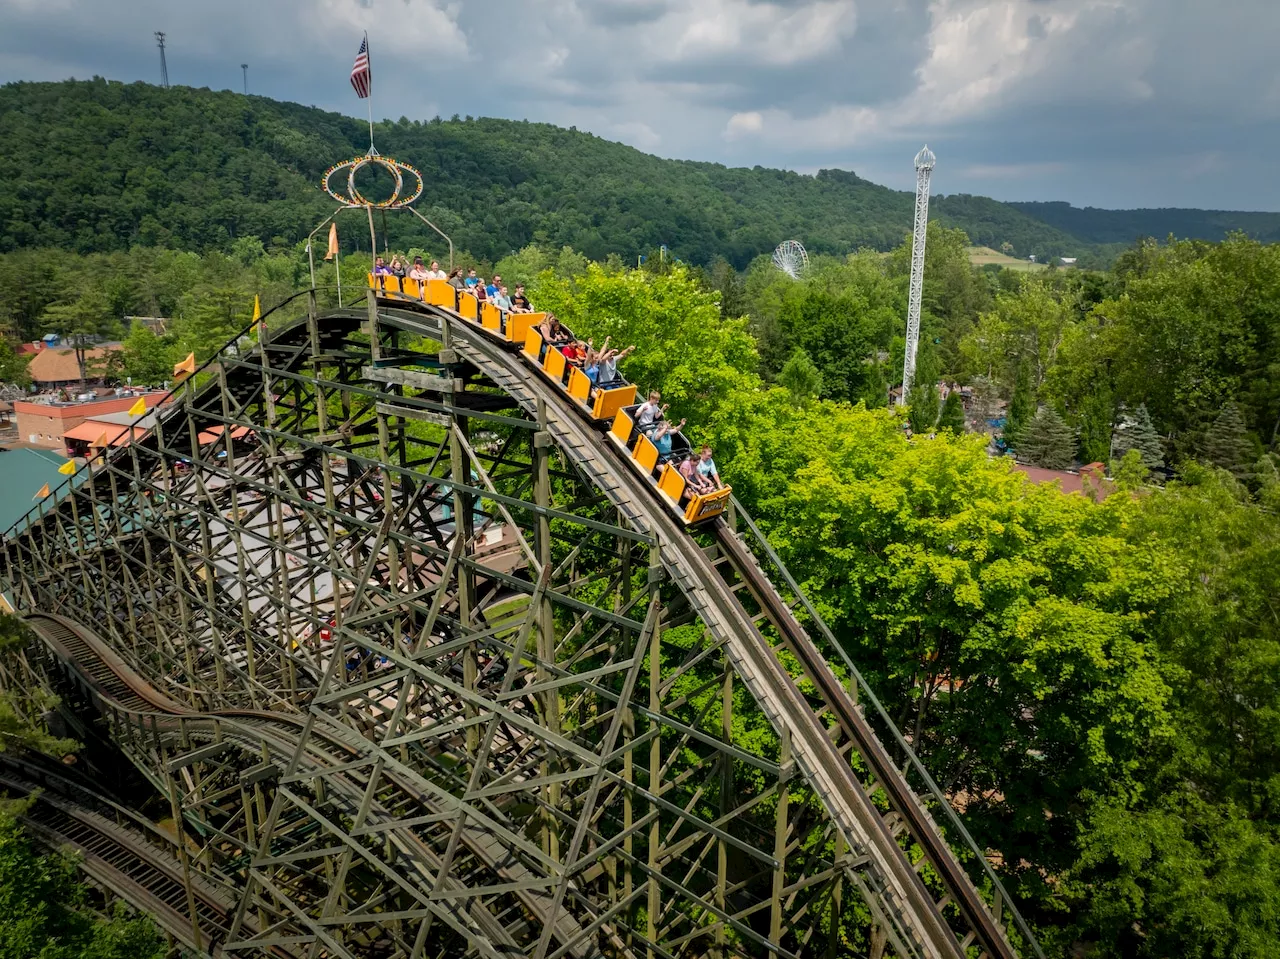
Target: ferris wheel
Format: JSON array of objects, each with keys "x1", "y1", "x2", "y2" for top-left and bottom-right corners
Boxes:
[{"x1": 772, "y1": 239, "x2": 809, "y2": 279}]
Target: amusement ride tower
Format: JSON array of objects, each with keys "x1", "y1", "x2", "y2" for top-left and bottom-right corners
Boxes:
[{"x1": 899, "y1": 144, "x2": 935, "y2": 406}]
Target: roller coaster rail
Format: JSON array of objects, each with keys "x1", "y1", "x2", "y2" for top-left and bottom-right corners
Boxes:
[{"x1": 0, "y1": 281, "x2": 1044, "y2": 959}]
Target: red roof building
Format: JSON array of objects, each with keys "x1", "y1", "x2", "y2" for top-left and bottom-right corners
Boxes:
[
  {"x1": 13, "y1": 394, "x2": 168, "y2": 452},
  {"x1": 1014, "y1": 462, "x2": 1111, "y2": 500}
]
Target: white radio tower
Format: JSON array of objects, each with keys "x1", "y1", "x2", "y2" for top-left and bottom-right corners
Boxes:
[{"x1": 898, "y1": 144, "x2": 935, "y2": 406}]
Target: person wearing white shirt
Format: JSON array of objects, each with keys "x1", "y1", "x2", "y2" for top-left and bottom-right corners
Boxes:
[
  {"x1": 635, "y1": 391, "x2": 667, "y2": 434},
  {"x1": 426, "y1": 260, "x2": 447, "y2": 280}
]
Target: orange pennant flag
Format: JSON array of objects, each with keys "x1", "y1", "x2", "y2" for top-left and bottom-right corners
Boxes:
[
  {"x1": 173, "y1": 353, "x2": 196, "y2": 378},
  {"x1": 33, "y1": 483, "x2": 49, "y2": 500},
  {"x1": 95, "y1": 431, "x2": 109, "y2": 448},
  {"x1": 325, "y1": 222, "x2": 339, "y2": 261},
  {"x1": 128, "y1": 396, "x2": 147, "y2": 417}
]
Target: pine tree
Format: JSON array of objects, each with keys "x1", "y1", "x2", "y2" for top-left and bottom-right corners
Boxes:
[
  {"x1": 1202, "y1": 402, "x2": 1255, "y2": 481},
  {"x1": 1113, "y1": 403, "x2": 1164, "y2": 470},
  {"x1": 937, "y1": 390, "x2": 965, "y2": 434},
  {"x1": 1020, "y1": 406, "x2": 1076, "y2": 469},
  {"x1": 1004, "y1": 363, "x2": 1033, "y2": 448},
  {"x1": 1076, "y1": 386, "x2": 1113, "y2": 465}
]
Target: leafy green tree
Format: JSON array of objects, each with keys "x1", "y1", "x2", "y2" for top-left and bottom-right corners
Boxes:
[
  {"x1": 1059, "y1": 471, "x2": 1280, "y2": 958},
  {"x1": 961, "y1": 280, "x2": 1076, "y2": 393},
  {"x1": 906, "y1": 347, "x2": 940, "y2": 433},
  {"x1": 773, "y1": 287, "x2": 879, "y2": 403},
  {"x1": 1202, "y1": 402, "x2": 1255, "y2": 482},
  {"x1": 1113, "y1": 403, "x2": 1164, "y2": 470},
  {"x1": 1020, "y1": 406, "x2": 1076, "y2": 469},
  {"x1": 0, "y1": 340, "x2": 29, "y2": 387},
  {"x1": 777, "y1": 348, "x2": 822, "y2": 407},
  {"x1": 1111, "y1": 448, "x2": 1150, "y2": 490},
  {"x1": 967, "y1": 375, "x2": 999, "y2": 432},
  {"x1": 119, "y1": 325, "x2": 174, "y2": 386},
  {"x1": 936, "y1": 390, "x2": 965, "y2": 433},
  {"x1": 0, "y1": 806, "x2": 166, "y2": 959},
  {"x1": 858, "y1": 356, "x2": 889, "y2": 409},
  {"x1": 40, "y1": 290, "x2": 120, "y2": 384},
  {"x1": 749, "y1": 406, "x2": 1175, "y2": 908},
  {"x1": 1004, "y1": 363, "x2": 1034, "y2": 447},
  {"x1": 530, "y1": 264, "x2": 758, "y2": 441},
  {"x1": 1076, "y1": 386, "x2": 1113, "y2": 464}
]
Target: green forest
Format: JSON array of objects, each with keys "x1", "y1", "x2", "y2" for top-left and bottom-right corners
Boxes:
[
  {"x1": 2, "y1": 72, "x2": 1280, "y2": 959},
  {"x1": 3, "y1": 78, "x2": 1279, "y2": 268}
]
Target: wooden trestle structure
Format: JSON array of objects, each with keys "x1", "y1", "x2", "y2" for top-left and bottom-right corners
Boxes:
[{"x1": 0, "y1": 291, "x2": 1042, "y2": 959}]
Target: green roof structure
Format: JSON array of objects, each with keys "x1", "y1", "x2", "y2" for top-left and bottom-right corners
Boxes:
[{"x1": 0, "y1": 448, "x2": 84, "y2": 536}]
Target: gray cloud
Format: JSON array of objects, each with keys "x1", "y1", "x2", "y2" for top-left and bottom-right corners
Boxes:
[{"x1": 1, "y1": 0, "x2": 1277, "y2": 210}]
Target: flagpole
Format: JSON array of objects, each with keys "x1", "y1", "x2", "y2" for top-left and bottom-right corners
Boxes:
[{"x1": 365, "y1": 31, "x2": 375, "y2": 155}]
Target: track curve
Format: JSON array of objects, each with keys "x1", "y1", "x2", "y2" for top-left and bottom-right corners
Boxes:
[{"x1": 22, "y1": 611, "x2": 595, "y2": 959}]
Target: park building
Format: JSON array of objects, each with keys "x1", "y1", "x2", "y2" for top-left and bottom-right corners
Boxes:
[
  {"x1": 25, "y1": 340, "x2": 125, "y2": 390},
  {"x1": 13, "y1": 392, "x2": 168, "y2": 453}
]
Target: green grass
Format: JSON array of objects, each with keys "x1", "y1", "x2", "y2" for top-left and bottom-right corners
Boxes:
[{"x1": 966, "y1": 246, "x2": 1049, "y2": 272}]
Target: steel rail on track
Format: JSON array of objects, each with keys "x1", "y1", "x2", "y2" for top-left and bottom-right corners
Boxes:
[{"x1": 726, "y1": 502, "x2": 1046, "y2": 959}]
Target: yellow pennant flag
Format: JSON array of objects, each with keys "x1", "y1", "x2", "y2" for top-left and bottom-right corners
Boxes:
[
  {"x1": 128, "y1": 396, "x2": 147, "y2": 417},
  {"x1": 325, "y1": 222, "x2": 339, "y2": 261},
  {"x1": 173, "y1": 353, "x2": 196, "y2": 378},
  {"x1": 252, "y1": 294, "x2": 262, "y2": 324},
  {"x1": 33, "y1": 483, "x2": 49, "y2": 500},
  {"x1": 58, "y1": 460, "x2": 76, "y2": 476}
]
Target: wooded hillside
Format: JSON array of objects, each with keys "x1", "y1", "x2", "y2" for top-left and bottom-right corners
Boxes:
[{"x1": 6, "y1": 78, "x2": 1273, "y2": 267}]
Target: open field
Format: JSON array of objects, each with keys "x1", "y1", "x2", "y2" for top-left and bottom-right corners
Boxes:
[{"x1": 966, "y1": 246, "x2": 1049, "y2": 271}]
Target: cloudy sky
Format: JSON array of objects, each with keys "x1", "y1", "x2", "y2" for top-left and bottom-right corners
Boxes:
[{"x1": 2, "y1": 0, "x2": 1277, "y2": 211}]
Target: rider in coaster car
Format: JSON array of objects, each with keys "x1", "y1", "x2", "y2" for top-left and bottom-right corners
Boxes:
[
  {"x1": 651, "y1": 419, "x2": 686, "y2": 462},
  {"x1": 635, "y1": 390, "x2": 668, "y2": 435}
]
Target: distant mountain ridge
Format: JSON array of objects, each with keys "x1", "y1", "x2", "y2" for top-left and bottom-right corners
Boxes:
[
  {"x1": 1007, "y1": 201, "x2": 1280, "y2": 246},
  {"x1": 0, "y1": 78, "x2": 1274, "y2": 267}
]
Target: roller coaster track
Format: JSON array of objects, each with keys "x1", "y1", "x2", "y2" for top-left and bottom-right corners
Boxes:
[
  {"x1": 22, "y1": 610, "x2": 594, "y2": 959},
  {"x1": 1, "y1": 292, "x2": 1042, "y2": 959},
  {"x1": 0, "y1": 753, "x2": 245, "y2": 955}
]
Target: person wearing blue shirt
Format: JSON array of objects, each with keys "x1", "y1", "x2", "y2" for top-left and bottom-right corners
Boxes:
[
  {"x1": 696, "y1": 446, "x2": 723, "y2": 489},
  {"x1": 651, "y1": 419, "x2": 686, "y2": 462},
  {"x1": 486, "y1": 274, "x2": 502, "y2": 299},
  {"x1": 464, "y1": 269, "x2": 480, "y2": 288}
]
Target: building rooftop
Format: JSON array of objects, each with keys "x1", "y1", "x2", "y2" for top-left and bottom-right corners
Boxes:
[
  {"x1": 14, "y1": 392, "x2": 167, "y2": 419},
  {"x1": 27, "y1": 343, "x2": 123, "y2": 384},
  {"x1": 1015, "y1": 462, "x2": 1111, "y2": 500},
  {"x1": 0, "y1": 448, "x2": 85, "y2": 535},
  {"x1": 88, "y1": 410, "x2": 161, "y2": 429}
]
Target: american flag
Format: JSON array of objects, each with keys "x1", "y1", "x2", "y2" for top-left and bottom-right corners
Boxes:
[{"x1": 350, "y1": 36, "x2": 371, "y2": 99}]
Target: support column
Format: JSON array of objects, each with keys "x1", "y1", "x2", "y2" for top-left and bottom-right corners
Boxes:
[
  {"x1": 771, "y1": 728, "x2": 792, "y2": 957},
  {"x1": 533, "y1": 398, "x2": 561, "y2": 861},
  {"x1": 646, "y1": 536, "x2": 662, "y2": 959}
]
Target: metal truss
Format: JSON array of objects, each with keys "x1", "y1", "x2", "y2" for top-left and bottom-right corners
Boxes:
[{"x1": 1, "y1": 293, "x2": 1037, "y2": 959}]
